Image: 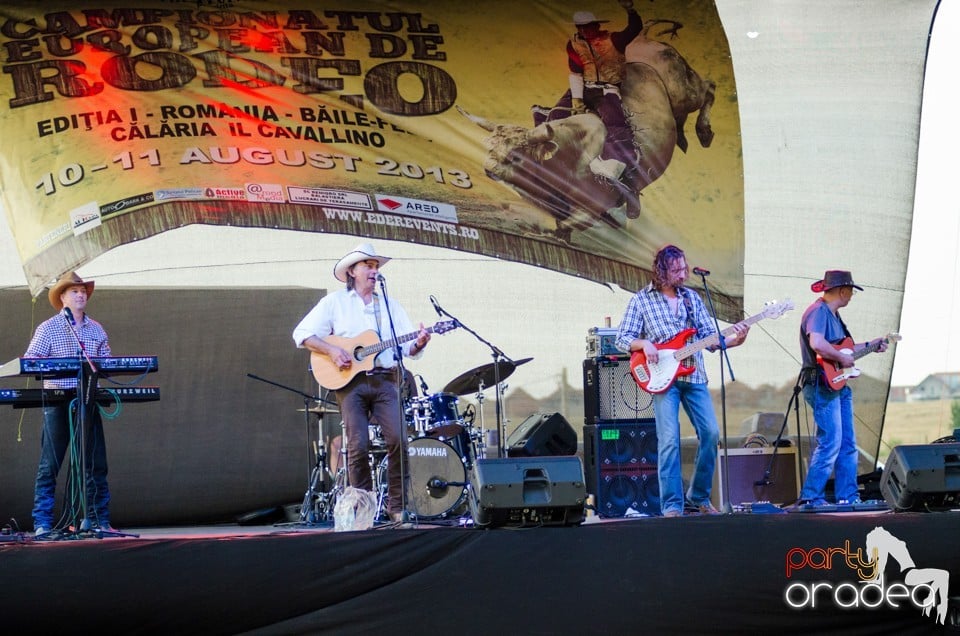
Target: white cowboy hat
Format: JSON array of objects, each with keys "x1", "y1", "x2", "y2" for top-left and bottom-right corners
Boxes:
[
  {"x1": 573, "y1": 11, "x2": 609, "y2": 25},
  {"x1": 333, "y1": 243, "x2": 391, "y2": 283},
  {"x1": 48, "y1": 271, "x2": 95, "y2": 310}
]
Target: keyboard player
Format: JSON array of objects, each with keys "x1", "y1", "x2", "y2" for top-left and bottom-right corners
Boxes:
[{"x1": 24, "y1": 272, "x2": 114, "y2": 537}]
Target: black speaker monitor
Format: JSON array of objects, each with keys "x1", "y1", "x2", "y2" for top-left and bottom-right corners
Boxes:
[
  {"x1": 506, "y1": 412, "x2": 577, "y2": 457},
  {"x1": 468, "y1": 456, "x2": 585, "y2": 527},
  {"x1": 880, "y1": 443, "x2": 960, "y2": 512}
]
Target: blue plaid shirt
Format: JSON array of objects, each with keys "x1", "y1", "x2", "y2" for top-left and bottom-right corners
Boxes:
[
  {"x1": 615, "y1": 284, "x2": 717, "y2": 384},
  {"x1": 24, "y1": 313, "x2": 111, "y2": 388}
]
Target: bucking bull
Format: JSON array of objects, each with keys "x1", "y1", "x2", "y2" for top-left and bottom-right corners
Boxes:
[{"x1": 459, "y1": 26, "x2": 715, "y2": 234}]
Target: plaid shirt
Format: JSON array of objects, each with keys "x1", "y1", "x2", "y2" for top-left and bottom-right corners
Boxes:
[
  {"x1": 24, "y1": 312, "x2": 111, "y2": 388},
  {"x1": 615, "y1": 284, "x2": 717, "y2": 384}
]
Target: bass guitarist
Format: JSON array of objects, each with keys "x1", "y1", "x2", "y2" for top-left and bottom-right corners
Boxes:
[
  {"x1": 293, "y1": 243, "x2": 430, "y2": 523},
  {"x1": 797, "y1": 269, "x2": 888, "y2": 507},
  {"x1": 615, "y1": 244, "x2": 750, "y2": 518}
]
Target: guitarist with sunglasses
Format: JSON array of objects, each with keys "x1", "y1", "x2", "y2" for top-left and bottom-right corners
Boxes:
[
  {"x1": 615, "y1": 244, "x2": 751, "y2": 518},
  {"x1": 797, "y1": 269, "x2": 890, "y2": 507},
  {"x1": 293, "y1": 243, "x2": 431, "y2": 523}
]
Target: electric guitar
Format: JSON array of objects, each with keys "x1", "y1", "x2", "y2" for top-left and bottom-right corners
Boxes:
[
  {"x1": 311, "y1": 320, "x2": 458, "y2": 390},
  {"x1": 817, "y1": 332, "x2": 901, "y2": 389},
  {"x1": 629, "y1": 299, "x2": 794, "y2": 394}
]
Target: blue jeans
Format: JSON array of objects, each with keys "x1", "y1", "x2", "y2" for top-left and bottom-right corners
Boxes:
[
  {"x1": 799, "y1": 384, "x2": 857, "y2": 502},
  {"x1": 32, "y1": 401, "x2": 110, "y2": 529},
  {"x1": 652, "y1": 381, "x2": 719, "y2": 514}
]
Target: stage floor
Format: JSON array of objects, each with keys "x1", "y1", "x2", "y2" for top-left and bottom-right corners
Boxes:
[{"x1": 3, "y1": 508, "x2": 959, "y2": 635}]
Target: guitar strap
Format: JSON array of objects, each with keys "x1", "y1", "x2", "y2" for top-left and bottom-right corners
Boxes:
[
  {"x1": 372, "y1": 294, "x2": 387, "y2": 366},
  {"x1": 835, "y1": 311, "x2": 853, "y2": 340},
  {"x1": 372, "y1": 293, "x2": 383, "y2": 339},
  {"x1": 680, "y1": 288, "x2": 695, "y2": 329}
]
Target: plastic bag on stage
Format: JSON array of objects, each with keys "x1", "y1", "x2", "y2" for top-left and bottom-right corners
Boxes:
[{"x1": 334, "y1": 487, "x2": 378, "y2": 532}]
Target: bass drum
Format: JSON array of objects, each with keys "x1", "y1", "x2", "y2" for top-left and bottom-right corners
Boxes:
[{"x1": 377, "y1": 437, "x2": 467, "y2": 519}]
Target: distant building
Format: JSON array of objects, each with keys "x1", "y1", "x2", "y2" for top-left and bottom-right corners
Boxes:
[
  {"x1": 888, "y1": 385, "x2": 908, "y2": 403},
  {"x1": 907, "y1": 372, "x2": 960, "y2": 401}
]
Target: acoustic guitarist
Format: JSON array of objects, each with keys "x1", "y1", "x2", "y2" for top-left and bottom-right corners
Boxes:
[
  {"x1": 615, "y1": 244, "x2": 750, "y2": 518},
  {"x1": 293, "y1": 243, "x2": 430, "y2": 523},
  {"x1": 797, "y1": 269, "x2": 888, "y2": 507}
]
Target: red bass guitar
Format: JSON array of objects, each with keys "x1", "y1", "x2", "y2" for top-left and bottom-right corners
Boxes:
[{"x1": 629, "y1": 299, "x2": 794, "y2": 394}]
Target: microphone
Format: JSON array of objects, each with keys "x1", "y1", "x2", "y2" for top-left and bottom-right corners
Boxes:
[
  {"x1": 63, "y1": 307, "x2": 75, "y2": 326},
  {"x1": 417, "y1": 374, "x2": 429, "y2": 395},
  {"x1": 429, "y1": 295, "x2": 443, "y2": 317},
  {"x1": 692, "y1": 267, "x2": 711, "y2": 277},
  {"x1": 376, "y1": 273, "x2": 385, "y2": 282}
]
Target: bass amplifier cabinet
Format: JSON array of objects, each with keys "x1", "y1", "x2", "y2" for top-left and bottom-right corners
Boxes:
[
  {"x1": 583, "y1": 356, "x2": 654, "y2": 424},
  {"x1": 880, "y1": 442, "x2": 960, "y2": 511},
  {"x1": 712, "y1": 447, "x2": 800, "y2": 509},
  {"x1": 506, "y1": 412, "x2": 578, "y2": 457},
  {"x1": 468, "y1": 457, "x2": 586, "y2": 527},
  {"x1": 583, "y1": 421, "x2": 660, "y2": 517}
]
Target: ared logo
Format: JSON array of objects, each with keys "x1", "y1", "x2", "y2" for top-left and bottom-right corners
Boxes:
[{"x1": 378, "y1": 198, "x2": 403, "y2": 211}]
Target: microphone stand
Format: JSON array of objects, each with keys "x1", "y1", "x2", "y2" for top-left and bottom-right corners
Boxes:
[
  {"x1": 60, "y1": 310, "x2": 136, "y2": 538},
  {"x1": 245, "y1": 373, "x2": 338, "y2": 524},
  {"x1": 431, "y1": 297, "x2": 512, "y2": 458},
  {"x1": 756, "y1": 370, "x2": 806, "y2": 499},
  {"x1": 377, "y1": 276, "x2": 412, "y2": 524},
  {"x1": 695, "y1": 272, "x2": 736, "y2": 514}
]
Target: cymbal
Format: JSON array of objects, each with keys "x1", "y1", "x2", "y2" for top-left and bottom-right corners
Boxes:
[{"x1": 443, "y1": 358, "x2": 528, "y2": 396}]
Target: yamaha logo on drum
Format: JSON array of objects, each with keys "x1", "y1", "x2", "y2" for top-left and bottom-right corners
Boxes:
[{"x1": 409, "y1": 444, "x2": 448, "y2": 457}]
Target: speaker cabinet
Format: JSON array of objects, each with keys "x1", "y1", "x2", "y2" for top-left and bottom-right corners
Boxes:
[
  {"x1": 468, "y1": 457, "x2": 586, "y2": 527},
  {"x1": 506, "y1": 412, "x2": 577, "y2": 457},
  {"x1": 712, "y1": 447, "x2": 800, "y2": 508},
  {"x1": 583, "y1": 421, "x2": 660, "y2": 516},
  {"x1": 583, "y1": 356, "x2": 654, "y2": 424},
  {"x1": 880, "y1": 443, "x2": 960, "y2": 511}
]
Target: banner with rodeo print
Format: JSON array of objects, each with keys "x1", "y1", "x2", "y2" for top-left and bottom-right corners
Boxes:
[{"x1": 0, "y1": 0, "x2": 743, "y2": 318}]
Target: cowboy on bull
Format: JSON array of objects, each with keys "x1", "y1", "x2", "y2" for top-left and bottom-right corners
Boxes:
[{"x1": 535, "y1": 1, "x2": 644, "y2": 218}]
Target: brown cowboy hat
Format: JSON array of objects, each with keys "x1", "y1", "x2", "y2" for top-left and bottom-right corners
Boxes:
[
  {"x1": 333, "y1": 243, "x2": 391, "y2": 283},
  {"x1": 810, "y1": 270, "x2": 863, "y2": 293},
  {"x1": 48, "y1": 271, "x2": 95, "y2": 310}
]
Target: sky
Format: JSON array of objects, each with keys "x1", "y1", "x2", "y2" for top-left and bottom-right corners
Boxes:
[{"x1": 891, "y1": 0, "x2": 960, "y2": 386}]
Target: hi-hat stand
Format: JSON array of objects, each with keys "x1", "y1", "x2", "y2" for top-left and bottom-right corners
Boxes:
[{"x1": 246, "y1": 372, "x2": 339, "y2": 525}]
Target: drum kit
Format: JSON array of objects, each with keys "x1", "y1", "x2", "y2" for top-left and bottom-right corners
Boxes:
[{"x1": 299, "y1": 357, "x2": 531, "y2": 525}]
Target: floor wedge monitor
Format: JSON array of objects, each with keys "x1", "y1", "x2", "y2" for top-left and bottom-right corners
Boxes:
[{"x1": 468, "y1": 456, "x2": 585, "y2": 527}]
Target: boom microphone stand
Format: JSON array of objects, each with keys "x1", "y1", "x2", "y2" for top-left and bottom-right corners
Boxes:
[
  {"x1": 694, "y1": 270, "x2": 737, "y2": 514},
  {"x1": 245, "y1": 372, "x2": 338, "y2": 524},
  {"x1": 430, "y1": 296, "x2": 513, "y2": 458},
  {"x1": 756, "y1": 370, "x2": 806, "y2": 496}
]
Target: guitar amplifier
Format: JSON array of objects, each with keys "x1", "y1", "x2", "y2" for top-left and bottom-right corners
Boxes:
[
  {"x1": 712, "y1": 447, "x2": 800, "y2": 508},
  {"x1": 583, "y1": 356, "x2": 654, "y2": 424}
]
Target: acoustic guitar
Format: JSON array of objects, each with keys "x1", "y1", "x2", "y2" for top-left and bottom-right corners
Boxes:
[{"x1": 311, "y1": 320, "x2": 458, "y2": 390}]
